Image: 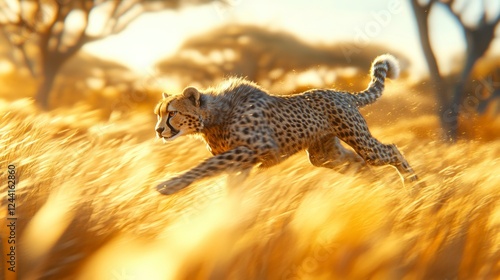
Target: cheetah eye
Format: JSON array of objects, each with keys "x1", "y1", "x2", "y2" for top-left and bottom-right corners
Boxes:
[{"x1": 168, "y1": 111, "x2": 177, "y2": 117}]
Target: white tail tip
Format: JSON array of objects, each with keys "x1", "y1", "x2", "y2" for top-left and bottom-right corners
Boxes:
[{"x1": 374, "y1": 54, "x2": 400, "y2": 79}]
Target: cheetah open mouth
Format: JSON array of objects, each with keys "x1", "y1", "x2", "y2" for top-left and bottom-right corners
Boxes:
[
  {"x1": 163, "y1": 131, "x2": 179, "y2": 140},
  {"x1": 161, "y1": 128, "x2": 179, "y2": 140}
]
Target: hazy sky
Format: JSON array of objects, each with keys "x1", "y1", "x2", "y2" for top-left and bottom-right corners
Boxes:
[{"x1": 84, "y1": 0, "x2": 500, "y2": 78}]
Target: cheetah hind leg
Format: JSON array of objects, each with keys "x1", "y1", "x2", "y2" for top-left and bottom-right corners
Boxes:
[
  {"x1": 307, "y1": 135, "x2": 367, "y2": 174},
  {"x1": 386, "y1": 144, "x2": 427, "y2": 193},
  {"x1": 337, "y1": 131, "x2": 419, "y2": 184}
]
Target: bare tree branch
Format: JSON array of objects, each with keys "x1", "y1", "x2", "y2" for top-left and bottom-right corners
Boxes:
[
  {"x1": 412, "y1": 0, "x2": 500, "y2": 141},
  {"x1": 0, "y1": 0, "x2": 227, "y2": 109}
]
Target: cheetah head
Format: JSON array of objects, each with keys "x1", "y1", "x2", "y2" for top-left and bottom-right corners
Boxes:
[{"x1": 154, "y1": 87, "x2": 203, "y2": 141}]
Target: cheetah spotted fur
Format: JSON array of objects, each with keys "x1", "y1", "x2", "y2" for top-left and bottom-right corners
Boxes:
[{"x1": 154, "y1": 54, "x2": 418, "y2": 195}]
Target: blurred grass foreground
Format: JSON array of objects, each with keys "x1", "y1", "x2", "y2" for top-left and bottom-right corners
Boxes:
[
  {"x1": 0, "y1": 92, "x2": 499, "y2": 279},
  {"x1": 0, "y1": 0, "x2": 500, "y2": 279}
]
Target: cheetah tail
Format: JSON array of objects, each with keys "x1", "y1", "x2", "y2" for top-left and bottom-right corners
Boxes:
[{"x1": 353, "y1": 54, "x2": 400, "y2": 107}]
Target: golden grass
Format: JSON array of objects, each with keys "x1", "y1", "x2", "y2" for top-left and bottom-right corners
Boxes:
[{"x1": 1, "y1": 98, "x2": 500, "y2": 280}]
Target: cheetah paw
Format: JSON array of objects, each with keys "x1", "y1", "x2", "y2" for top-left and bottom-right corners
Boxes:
[{"x1": 156, "y1": 178, "x2": 190, "y2": 195}]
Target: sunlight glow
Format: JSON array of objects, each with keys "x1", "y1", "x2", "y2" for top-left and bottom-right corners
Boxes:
[{"x1": 82, "y1": 0, "x2": 495, "y2": 80}]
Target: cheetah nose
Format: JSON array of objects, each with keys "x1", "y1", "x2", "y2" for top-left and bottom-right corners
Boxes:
[{"x1": 156, "y1": 127, "x2": 165, "y2": 134}]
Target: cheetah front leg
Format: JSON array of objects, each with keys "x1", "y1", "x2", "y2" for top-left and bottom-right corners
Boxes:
[
  {"x1": 307, "y1": 135, "x2": 366, "y2": 173},
  {"x1": 156, "y1": 146, "x2": 257, "y2": 195}
]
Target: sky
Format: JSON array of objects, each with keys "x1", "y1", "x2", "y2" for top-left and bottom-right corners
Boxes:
[{"x1": 84, "y1": 0, "x2": 500, "y2": 78}]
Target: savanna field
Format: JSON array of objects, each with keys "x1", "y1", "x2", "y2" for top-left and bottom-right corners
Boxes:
[{"x1": 1, "y1": 80, "x2": 500, "y2": 280}]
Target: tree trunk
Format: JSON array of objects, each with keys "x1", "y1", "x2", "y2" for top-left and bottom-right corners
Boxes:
[
  {"x1": 409, "y1": 0, "x2": 456, "y2": 141},
  {"x1": 445, "y1": 50, "x2": 481, "y2": 141},
  {"x1": 35, "y1": 69, "x2": 57, "y2": 110},
  {"x1": 441, "y1": 83, "x2": 462, "y2": 141},
  {"x1": 34, "y1": 50, "x2": 66, "y2": 110}
]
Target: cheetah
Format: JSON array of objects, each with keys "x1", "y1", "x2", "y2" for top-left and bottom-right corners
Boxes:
[{"x1": 154, "y1": 54, "x2": 418, "y2": 195}]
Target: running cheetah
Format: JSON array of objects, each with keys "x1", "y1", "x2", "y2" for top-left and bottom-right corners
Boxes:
[{"x1": 154, "y1": 54, "x2": 418, "y2": 194}]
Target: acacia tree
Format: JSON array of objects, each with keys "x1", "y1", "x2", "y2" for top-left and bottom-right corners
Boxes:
[
  {"x1": 157, "y1": 24, "x2": 406, "y2": 87},
  {"x1": 0, "y1": 0, "x2": 224, "y2": 109},
  {"x1": 410, "y1": 0, "x2": 500, "y2": 141}
]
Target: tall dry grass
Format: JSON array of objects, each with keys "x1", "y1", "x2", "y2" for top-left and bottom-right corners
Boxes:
[{"x1": 0, "y1": 96, "x2": 499, "y2": 280}]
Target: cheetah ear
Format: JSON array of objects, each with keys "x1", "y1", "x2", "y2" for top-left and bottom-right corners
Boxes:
[
  {"x1": 182, "y1": 86, "x2": 200, "y2": 107},
  {"x1": 162, "y1": 92, "x2": 169, "y2": 99}
]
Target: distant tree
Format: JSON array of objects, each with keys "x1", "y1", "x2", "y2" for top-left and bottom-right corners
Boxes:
[
  {"x1": 476, "y1": 79, "x2": 500, "y2": 115},
  {"x1": 0, "y1": 0, "x2": 226, "y2": 109},
  {"x1": 410, "y1": 0, "x2": 500, "y2": 141},
  {"x1": 156, "y1": 24, "x2": 407, "y2": 88}
]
